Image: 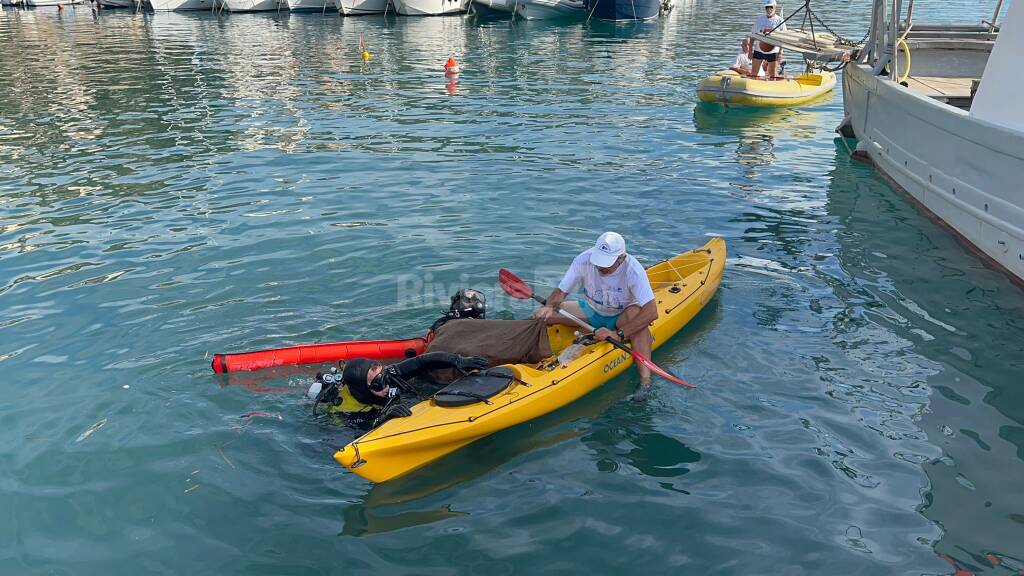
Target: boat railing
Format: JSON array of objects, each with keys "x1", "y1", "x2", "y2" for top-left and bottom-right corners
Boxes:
[{"x1": 865, "y1": 0, "x2": 1003, "y2": 82}]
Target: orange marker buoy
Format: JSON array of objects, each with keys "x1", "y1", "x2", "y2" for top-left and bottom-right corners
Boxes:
[{"x1": 443, "y1": 56, "x2": 460, "y2": 76}]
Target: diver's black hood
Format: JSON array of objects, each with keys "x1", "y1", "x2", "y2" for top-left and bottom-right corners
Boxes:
[{"x1": 342, "y1": 358, "x2": 385, "y2": 406}]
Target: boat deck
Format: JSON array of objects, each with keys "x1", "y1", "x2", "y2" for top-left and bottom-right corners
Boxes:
[{"x1": 905, "y1": 75, "x2": 976, "y2": 109}]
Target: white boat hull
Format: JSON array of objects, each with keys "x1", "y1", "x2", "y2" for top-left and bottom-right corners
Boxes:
[
  {"x1": 843, "y1": 61, "x2": 1024, "y2": 283},
  {"x1": 335, "y1": 0, "x2": 388, "y2": 14},
  {"x1": 149, "y1": 0, "x2": 213, "y2": 9},
  {"x1": 25, "y1": 0, "x2": 84, "y2": 5},
  {"x1": 219, "y1": 0, "x2": 281, "y2": 10},
  {"x1": 518, "y1": 0, "x2": 583, "y2": 19},
  {"x1": 392, "y1": 0, "x2": 467, "y2": 15},
  {"x1": 287, "y1": 0, "x2": 329, "y2": 10},
  {"x1": 99, "y1": 0, "x2": 135, "y2": 7},
  {"x1": 471, "y1": 0, "x2": 516, "y2": 15}
]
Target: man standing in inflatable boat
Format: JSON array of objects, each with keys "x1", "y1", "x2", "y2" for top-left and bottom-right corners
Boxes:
[
  {"x1": 533, "y1": 232, "x2": 658, "y2": 401},
  {"x1": 749, "y1": 0, "x2": 787, "y2": 80}
]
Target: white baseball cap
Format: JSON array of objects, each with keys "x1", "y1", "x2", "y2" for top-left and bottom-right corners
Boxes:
[
  {"x1": 590, "y1": 232, "x2": 626, "y2": 268},
  {"x1": 764, "y1": 0, "x2": 776, "y2": 6}
]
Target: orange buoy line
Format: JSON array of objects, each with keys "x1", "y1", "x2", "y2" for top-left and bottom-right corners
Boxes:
[{"x1": 211, "y1": 336, "x2": 429, "y2": 373}]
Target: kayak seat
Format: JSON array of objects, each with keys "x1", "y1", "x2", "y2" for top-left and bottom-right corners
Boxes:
[{"x1": 434, "y1": 367, "x2": 515, "y2": 407}]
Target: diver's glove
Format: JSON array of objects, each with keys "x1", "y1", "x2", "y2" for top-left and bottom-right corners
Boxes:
[
  {"x1": 382, "y1": 402, "x2": 412, "y2": 419},
  {"x1": 372, "y1": 398, "x2": 412, "y2": 427},
  {"x1": 455, "y1": 355, "x2": 489, "y2": 375}
]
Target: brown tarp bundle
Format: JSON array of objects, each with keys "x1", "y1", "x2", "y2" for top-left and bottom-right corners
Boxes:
[{"x1": 426, "y1": 319, "x2": 552, "y2": 382}]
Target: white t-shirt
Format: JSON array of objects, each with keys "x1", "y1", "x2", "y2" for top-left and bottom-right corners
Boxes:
[
  {"x1": 557, "y1": 250, "x2": 656, "y2": 317},
  {"x1": 752, "y1": 14, "x2": 786, "y2": 54},
  {"x1": 732, "y1": 52, "x2": 765, "y2": 76}
]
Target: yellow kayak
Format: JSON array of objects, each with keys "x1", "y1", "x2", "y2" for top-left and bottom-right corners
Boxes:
[
  {"x1": 696, "y1": 70, "x2": 836, "y2": 106},
  {"x1": 334, "y1": 237, "x2": 726, "y2": 483}
]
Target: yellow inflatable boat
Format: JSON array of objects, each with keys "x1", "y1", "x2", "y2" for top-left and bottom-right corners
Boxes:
[
  {"x1": 335, "y1": 237, "x2": 726, "y2": 483},
  {"x1": 697, "y1": 69, "x2": 836, "y2": 106}
]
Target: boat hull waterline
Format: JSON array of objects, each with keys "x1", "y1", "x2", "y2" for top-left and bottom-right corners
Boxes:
[
  {"x1": 336, "y1": 0, "x2": 389, "y2": 14},
  {"x1": 288, "y1": 0, "x2": 331, "y2": 10},
  {"x1": 392, "y1": 0, "x2": 468, "y2": 15},
  {"x1": 842, "y1": 61, "x2": 1024, "y2": 284},
  {"x1": 585, "y1": 0, "x2": 659, "y2": 20},
  {"x1": 218, "y1": 0, "x2": 280, "y2": 11},
  {"x1": 518, "y1": 0, "x2": 584, "y2": 19},
  {"x1": 334, "y1": 237, "x2": 726, "y2": 483},
  {"x1": 148, "y1": 0, "x2": 212, "y2": 10}
]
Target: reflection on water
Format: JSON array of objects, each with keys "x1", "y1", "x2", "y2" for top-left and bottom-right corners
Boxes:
[
  {"x1": 338, "y1": 375, "x2": 626, "y2": 536},
  {"x1": 2, "y1": 2, "x2": 1020, "y2": 575},
  {"x1": 583, "y1": 407, "x2": 701, "y2": 484},
  {"x1": 825, "y1": 142, "x2": 1024, "y2": 574},
  {"x1": 693, "y1": 101, "x2": 829, "y2": 172}
]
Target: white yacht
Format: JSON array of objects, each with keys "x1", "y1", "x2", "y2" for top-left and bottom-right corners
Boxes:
[
  {"x1": 471, "y1": 0, "x2": 519, "y2": 17},
  {"x1": 24, "y1": 0, "x2": 84, "y2": 5},
  {"x1": 218, "y1": 0, "x2": 282, "y2": 11},
  {"x1": 392, "y1": 0, "x2": 467, "y2": 16},
  {"x1": 148, "y1": 0, "x2": 213, "y2": 9},
  {"x1": 335, "y1": 0, "x2": 389, "y2": 15},
  {"x1": 516, "y1": 0, "x2": 584, "y2": 19},
  {"x1": 287, "y1": 0, "x2": 330, "y2": 11},
  {"x1": 838, "y1": 0, "x2": 1024, "y2": 284}
]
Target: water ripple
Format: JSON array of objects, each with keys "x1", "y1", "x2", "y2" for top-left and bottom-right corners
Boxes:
[{"x1": 2, "y1": 2, "x2": 1020, "y2": 575}]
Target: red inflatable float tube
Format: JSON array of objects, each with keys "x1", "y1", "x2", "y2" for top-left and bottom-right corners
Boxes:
[{"x1": 211, "y1": 336, "x2": 429, "y2": 374}]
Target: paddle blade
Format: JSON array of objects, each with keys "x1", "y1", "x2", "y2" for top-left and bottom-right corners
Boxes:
[
  {"x1": 498, "y1": 268, "x2": 534, "y2": 300},
  {"x1": 630, "y1": 351, "x2": 695, "y2": 389}
]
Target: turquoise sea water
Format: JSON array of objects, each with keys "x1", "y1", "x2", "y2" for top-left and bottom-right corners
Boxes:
[{"x1": 2, "y1": 1, "x2": 1022, "y2": 574}]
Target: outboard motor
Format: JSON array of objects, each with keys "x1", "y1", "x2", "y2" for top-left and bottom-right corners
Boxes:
[{"x1": 431, "y1": 288, "x2": 486, "y2": 332}]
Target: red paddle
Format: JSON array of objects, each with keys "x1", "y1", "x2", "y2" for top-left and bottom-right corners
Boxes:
[{"x1": 498, "y1": 268, "x2": 694, "y2": 389}]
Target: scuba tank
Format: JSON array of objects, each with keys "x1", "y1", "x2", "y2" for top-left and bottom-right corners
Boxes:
[{"x1": 309, "y1": 364, "x2": 374, "y2": 415}]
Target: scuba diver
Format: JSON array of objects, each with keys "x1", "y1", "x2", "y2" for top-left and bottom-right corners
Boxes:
[
  {"x1": 308, "y1": 288, "x2": 491, "y2": 427},
  {"x1": 309, "y1": 352, "x2": 489, "y2": 427}
]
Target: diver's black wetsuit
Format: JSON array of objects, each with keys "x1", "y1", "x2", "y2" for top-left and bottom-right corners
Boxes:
[
  {"x1": 384, "y1": 351, "x2": 478, "y2": 383},
  {"x1": 326, "y1": 352, "x2": 488, "y2": 427}
]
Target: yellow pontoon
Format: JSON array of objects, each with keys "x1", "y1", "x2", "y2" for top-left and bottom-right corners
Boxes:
[{"x1": 697, "y1": 69, "x2": 836, "y2": 106}]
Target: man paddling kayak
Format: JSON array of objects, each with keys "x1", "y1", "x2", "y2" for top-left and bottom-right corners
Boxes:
[
  {"x1": 532, "y1": 232, "x2": 658, "y2": 400},
  {"x1": 310, "y1": 352, "x2": 488, "y2": 425}
]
